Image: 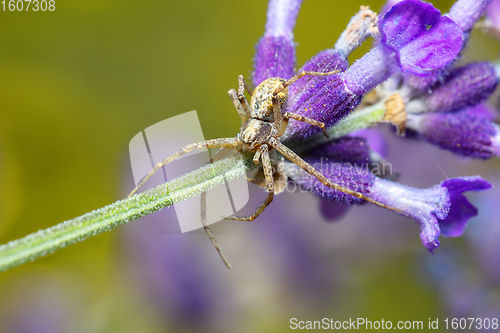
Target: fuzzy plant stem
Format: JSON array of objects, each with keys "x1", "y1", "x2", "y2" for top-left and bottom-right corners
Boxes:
[
  {"x1": 0, "y1": 155, "x2": 254, "y2": 272},
  {"x1": 0, "y1": 102, "x2": 386, "y2": 273}
]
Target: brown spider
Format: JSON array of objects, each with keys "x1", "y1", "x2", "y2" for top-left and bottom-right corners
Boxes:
[{"x1": 128, "y1": 70, "x2": 400, "y2": 266}]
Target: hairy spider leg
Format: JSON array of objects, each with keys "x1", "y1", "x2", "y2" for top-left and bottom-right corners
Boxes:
[
  {"x1": 269, "y1": 137, "x2": 403, "y2": 212},
  {"x1": 200, "y1": 195, "x2": 231, "y2": 267},
  {"x1": 238, "y1": 74, "x2": 253, "y2": 96},
  {"x1": 225, "y1": 144, "x2": 275, "y2": 221},
  {"x1": 283, "y1": 112, "x2": 330, "y2": 138},
  {"x1": 228, "y1": 89, "x2": 249, "y2": 123},
  {"x1": 200, "y1": 146, "x2": 240, "y2": 268},
  {"x1": 237, "y1": 75, "x2": 252, "y2": 113},
  {"x1": 274, "y1": 70, "x2": 341, "y2": 95},
  {"x1": 128, "y1": 137, "x2": 240, "y2": 197}
]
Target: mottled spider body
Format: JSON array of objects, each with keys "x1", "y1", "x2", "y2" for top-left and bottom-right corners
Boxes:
[
  {"x1": 239, "y1": 78, "x2": 286, "y2": 152},
  {"x1": 250, "y1": 77, "x2": 287, "y2": 120}
]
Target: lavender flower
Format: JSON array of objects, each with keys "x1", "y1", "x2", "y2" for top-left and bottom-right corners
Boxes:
[
  {"x1": 374, "y1": 1, "x2": 499, "y2": 160},
  {"x1": 285, "y1": 160, "x2": 491, "y2": 252},
  {"x1": 247, "y1": 0, "x2": 497, "y2": 252},
  {"x1": 281, "y1": 0, "x2": 462, "y2": 139},
  {"x1": 406, "y1": 105, "x2": 500, "y2": 159},
  {"x1": 402, "y1": 0, "x2": 495, "y2": 91}
]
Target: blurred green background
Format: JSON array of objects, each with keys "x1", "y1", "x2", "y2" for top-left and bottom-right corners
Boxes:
[{"x1": 1, "y1": 0, "x2": 499, "y2": 332}]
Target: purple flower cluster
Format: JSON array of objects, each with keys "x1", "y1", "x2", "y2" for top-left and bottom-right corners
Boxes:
[{"x1": 252, "y1": 0, "x2": 498, "y2": 252}]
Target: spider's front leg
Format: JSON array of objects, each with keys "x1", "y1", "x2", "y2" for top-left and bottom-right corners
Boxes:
[
  {"x1": 128, "y1": 137, "x2": 240, "y2": 197},
  {"x1": 274, "y1": 69, "x2": 341, "y2": 95},
  {"x1": 225, "y1": 144, "x2": 275, "y2": 221},
  {"x1": 228, "y1": 75, "x2": 252, "y2": 123}
]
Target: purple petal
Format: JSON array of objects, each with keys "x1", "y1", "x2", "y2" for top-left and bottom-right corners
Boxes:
[
  {"x1": 380, "y1": 0, "x2": 404, "y2": 16},
  {"x1": 439, "y1": 177, "x2": 492, "y2": 237},
  {"x1": 253, "y1": 0, "x2": 303, "y2": 86},
  {"x1": 401, "y1": 0, "x2": 492, "y2": 91},
  {"x1": 380, "y1": 0, "x2": 463, "y2": 75},
  {"x1": 405, "y1": 108, "x2": 500, "y2": 159}
]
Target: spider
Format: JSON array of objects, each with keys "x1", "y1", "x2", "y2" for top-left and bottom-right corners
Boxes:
[{"x1": 128, "y1": 70, "x2": 400, "y2": 266}]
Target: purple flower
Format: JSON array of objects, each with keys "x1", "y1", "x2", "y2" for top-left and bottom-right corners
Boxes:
[
  {"x1": 244, "y1": 0, "x2": 497, "y2": 254},
  {"x1": 405, "y1": 62, "x2": 499, "y2": 114},
  {"x1": 379, "y1": 0, "x2": 463, "y2": 75},
  {"x1": 285, "y1": 159, "x2": 491, "y2": 252},
  {"x1": 281, "y1": 0, "x2": 462, "y2": 139},
  {"x1": 401, "y1": 0, "x2": 494, "y2": 91},
  {"x1": 406, "y1": 105, "x2": 500, "y2": 159}
]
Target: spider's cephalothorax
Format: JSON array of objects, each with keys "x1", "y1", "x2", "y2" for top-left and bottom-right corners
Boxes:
[
  {"x1": 128, "y1": 70, "x2": 400, "y2": 267},
  {"x1": 238, "y1": 78, "x2": 286, "y2": 152}
]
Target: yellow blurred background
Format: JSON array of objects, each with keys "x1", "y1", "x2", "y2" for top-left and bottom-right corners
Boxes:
[{"x1": 1, "y1": 0, "x2": 499, "y2": 332}]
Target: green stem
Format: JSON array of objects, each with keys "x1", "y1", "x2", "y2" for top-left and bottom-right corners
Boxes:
[
  {"x1": 0, "y1": 155, "x2": 255, "y2": 272},
  {"x1": 0, "y1": 102, "x2": 386, "y2": 273}
]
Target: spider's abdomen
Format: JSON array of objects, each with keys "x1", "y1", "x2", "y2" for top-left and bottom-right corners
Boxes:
[{"x1": 250, "y1": 77, "x2": 287, "y2": 121}]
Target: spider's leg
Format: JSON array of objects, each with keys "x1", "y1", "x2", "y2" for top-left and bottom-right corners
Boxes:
[
  {"x1": 238, "y1": 75, "x2": 252, "y2": 113},
  {"x1": 201, "y1": 191, "x2": 231, "y2": 268},
  {"x1": 269, "y1": 138, "x2": 402, "y2": 212},
  {"x1": 238, "y1": 74, "x2": 253, "y2": 96},
  {"x1": 226, "y1": 144, "x2": 274, "y2": 221},
  {"x1": 198, "y1": 145, "x2": 240, "y2": 268},
  {"x1": 228, "y1": 89, "x2": 250, "y2": 123},
  {"x1": 274, "y1": 70, "x2": 341, "y2": 95},
  {"x1": 128, "y1": 137, "x2": 240, "y2": 197},
  {"x1": 283, "y1": 112, "x2": 329, "y2": 138}
]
